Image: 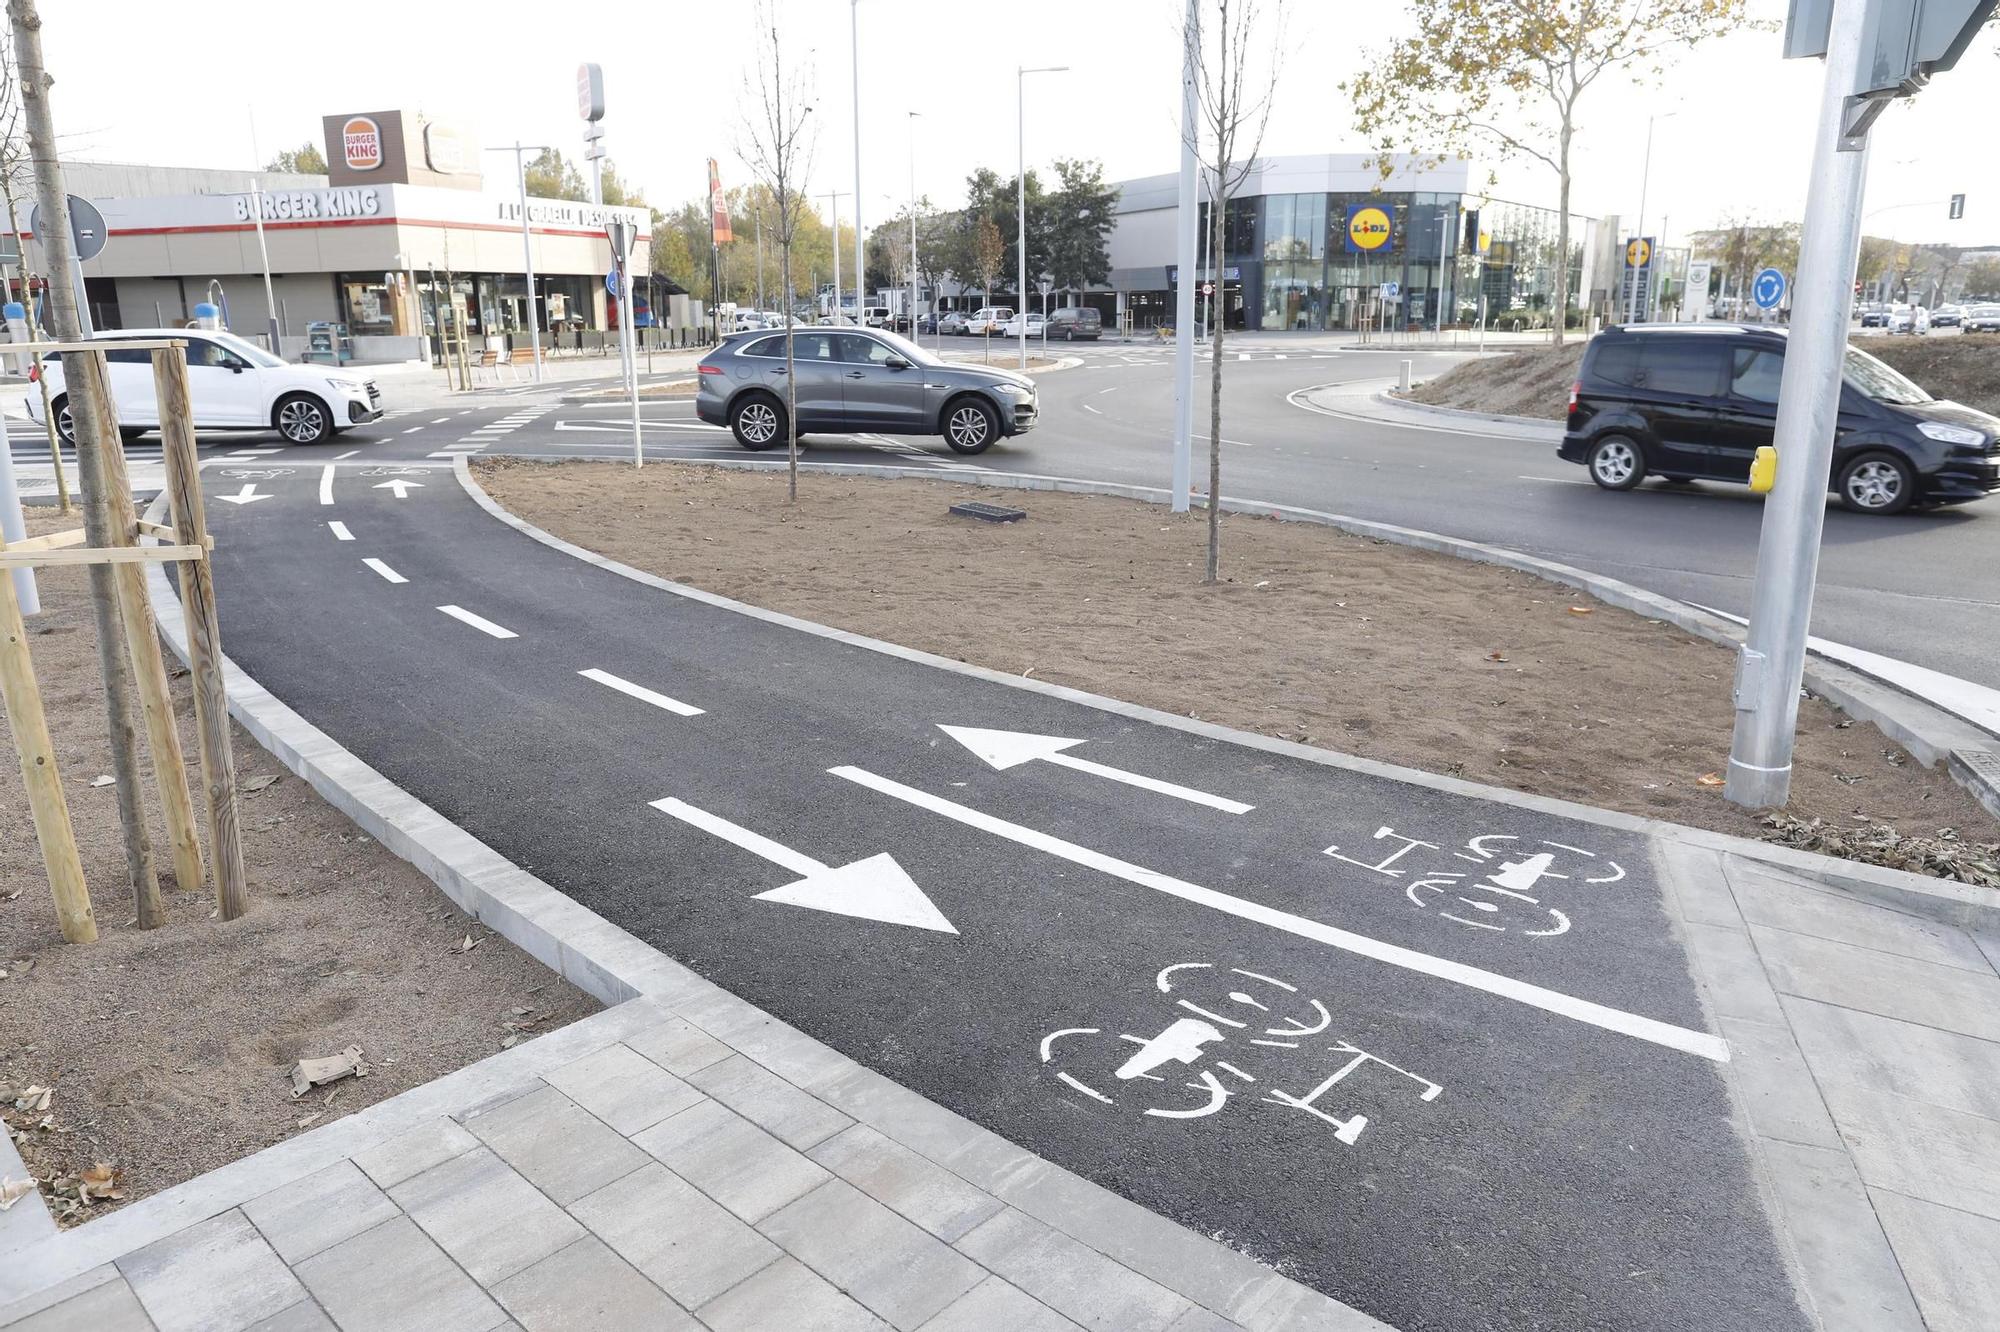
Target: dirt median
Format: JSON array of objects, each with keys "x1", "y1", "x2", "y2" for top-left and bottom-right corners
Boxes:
[
  {"x1": 473, "y1": 460, "x2": 2000, "y2": 883},
  {"x1": 1, "y1": 509, "x2": 597, "y2": 1224}
]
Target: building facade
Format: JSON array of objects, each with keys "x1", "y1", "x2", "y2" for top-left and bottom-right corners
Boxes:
[{"x1": 18, "y1": 109, "x2": 654, "y2": 361}]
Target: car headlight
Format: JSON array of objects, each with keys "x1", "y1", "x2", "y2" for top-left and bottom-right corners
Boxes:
[
  {"x1": 992, "y1": 382, "x2": 1028, "y2": 395},
  {"x1": 325, "y1": 377, "x2": 364, "y2": 393},
  {"x1": 1917, "y1": 420, "x2": 1988, "y2": 447}
]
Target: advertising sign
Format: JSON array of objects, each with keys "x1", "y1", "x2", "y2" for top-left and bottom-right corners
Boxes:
[
  {"x1": 1345, "y1": 203, "x2": 1394, "y2": 254},
  {"x1": 423, "y1": 121, "x2": 478, "y2": 176},
  {"x1": 708, "y1": 158, "x2": 733, "y2": 246},
  {"x1": 577, "y1": 63, "x2": 606, "y2": 123},
  {"x1": 1620, "y1": 236, "x2": 1656, "y2": 323},
  {"x1": 341, "y1": 116, "x2": 383, "y2": 171}
]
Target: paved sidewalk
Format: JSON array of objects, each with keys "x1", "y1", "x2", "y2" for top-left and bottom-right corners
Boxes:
[{"x1": 0, "y1": 995, "x2": 1376, "y2": 1332}]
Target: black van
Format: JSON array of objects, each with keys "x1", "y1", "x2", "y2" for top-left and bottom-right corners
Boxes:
[
  {"x1": 1558, "y1": 324, "x2": 2000, "y2": 514},
  {"x1": 1046, "y1": 307, "x2": 1103, "y2": 341}
]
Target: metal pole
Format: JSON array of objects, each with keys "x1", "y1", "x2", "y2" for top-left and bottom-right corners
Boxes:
[
  {"x1": 909, "y1": 111, "x2": 920, "y2": 343},
  {"x1": 1172, "y1": 0, "x2": 1198, "y2": 512},
  {"x1": 756, "y1": 208, "x2": 765, "y2": 312},
  {"x1": 824, "y1": 191, "x2": 847, "y2": 321},
  {"x1": 0, "y1": 429, "x2": 35, "y2": 615},
  {"x1": 513, "y1": 143, "x2": 544, "y2": 381},
  {"x1": 851, "y1": 0, "x2": 863, "y2": 333},
  {"x1": 1018, "y1": 67, "x2": 1027, "y2": 369},
  {"x1": 1724, "y1": 0, "x2": 1876, "y2": 810}
]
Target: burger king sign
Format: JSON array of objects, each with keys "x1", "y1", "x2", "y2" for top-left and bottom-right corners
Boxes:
[{"x1": 342, "y1": 116, "x2": 383, "y2": 171}]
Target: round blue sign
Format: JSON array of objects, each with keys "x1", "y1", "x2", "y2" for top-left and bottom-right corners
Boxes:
[
  {"x1": 1752, "y1": 268, "x2": 1786, "y2": 310},
  {"x1": 605, "y1": 268, "x2": 620, "y2": 298}
]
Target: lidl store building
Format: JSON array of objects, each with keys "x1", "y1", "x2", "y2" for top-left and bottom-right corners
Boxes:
[{"x1": 39, "y1": 109, "x2": 656, "y2": 361}]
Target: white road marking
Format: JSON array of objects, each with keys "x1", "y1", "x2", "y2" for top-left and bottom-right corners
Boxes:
[
  {"x1": 362, "y1": 557, "x2": 407, "y2": 584},
  {"x1": 1517, "y1": 475, "x2": 1595, "y2": 487},
  {"x1": 403, "y1": 425, "x2": 424, "y2": 434},
  {"x1": 318, "y1": 464, "x2": 335, "y2": 505},
  {"x1": 430, "y1": 417, "x2": 451, "y2": 425},
  {"x1": 328, "y1": 521, "x2": 353, "y2": 541},
  {"x1": 829, "y1": 765, "x2": 1730, "y2": 1063},
  {"x1": 216, "y1": 483, "x2": 271, "y2": 506},
  {"x1": 579, "y1": 667, "x2": 705, "y2": 717},
  {"x1": 228, "y1": 448, "x2": 281, "y2": 457},
  {"x1": 436, "y1": 604, "x2": 516, "y2": 639},
  {"x1": 374, "y1": 479, "x2": 424, "y2": 498},
  {"x1": 651, "y1": 797, "x2": 824, "y2": 877},
  {"x1": 1082, "y1": 404, "x2": 1102, "y2": 415},
  {"x1": 938, "y1": 724, "x2": 1253, "y2": 814},
  {"x1": 1097, "y1": 386, "x2": 1119, "y2": 395},
  {"x1": 332, "y1": 449, "x2": 360, "y2": 461}
]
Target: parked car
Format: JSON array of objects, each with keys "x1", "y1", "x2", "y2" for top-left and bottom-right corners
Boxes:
[
  {"x1": 30, "y1": 328, "x2": 380, "y2": 447},
  {"x1": 1887, "y1": 304, "x2": 1930, "y2": 335},
  {"x1": 860, "y1": 306, "x2": 892, "y2": 329},
  {"x1": 962, "y1": 307, "x2": 1014, "y2": 336},
  {"x1": 696, "y1": 327, "x2": 1038, "y2": 456},
  {"x1": 731, "y1": 312, "x2": 766, "y2": 333},
  {"x1": 937, "y1": 311, "x2": 970, "y2": 336},
  {"x1": 1967, "y1": 304, "x2": 2000, "y2": 333},
  {"x1": 1558, "y1": 323, "x2": 2000, "y2": 515},
  {"x1": 1857, "y1": 304, "x2": 1889, "y2": 328},
  {"x1": 999, "y1": 312, "x2": 1047, "y2": 339},
  {"x1": 1931, "y1": 304, "x2": 1964, "y2": 328},
  {"x1": 1045, "y1": 307, "x2": 1103, "y2": 341}
]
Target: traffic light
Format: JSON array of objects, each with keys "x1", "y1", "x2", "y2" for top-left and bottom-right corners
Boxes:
[{"x1": 1950, "y1": 193, "x2": 1965, "y2": 220}]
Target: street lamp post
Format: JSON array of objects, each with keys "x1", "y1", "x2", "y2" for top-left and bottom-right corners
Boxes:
[
  {"x1": 485, "y1": 142, "x2": 551, "y2": 382},
  {"x1": 1634, "y1": 110, "x2": 1677, "y2": 322},
  {"x1": 851, "y1": 0, "x2": 865, "y2": 331},
  {"x1": 908, "y1": 112, "x2": 920, "y2": 345},
  {"x1": 1017, "y1": 65, "x2": 1068, "y2": 368},
  {"x1": 824, "y1": 190, "x2": 850, "y2": 321}
]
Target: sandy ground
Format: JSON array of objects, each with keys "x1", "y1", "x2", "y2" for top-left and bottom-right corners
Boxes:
[
  {"x1": 1410, "y1": 333, "x2": 2000, "y2": 420},
  {"x1": 1, "y1": 510, "x2": 596, "y2": 1224},
  {"x1": 477, "y1": 460, "x2": 2000, "y2": 865}
]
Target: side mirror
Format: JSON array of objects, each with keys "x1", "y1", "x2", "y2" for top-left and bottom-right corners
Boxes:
[{"x1": 884, "y1": 355, "x2": 910, "y2": 370}]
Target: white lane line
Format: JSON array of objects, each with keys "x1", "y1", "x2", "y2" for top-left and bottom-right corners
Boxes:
[
  {"x1": 328, "y1": 521, "x2": 354, "y2": 541},
  {"x1": 362, "y1": 557, "x2": 408, "y2": 584},
  {"x1": 579, "y1": 667, "x2": 704, "y2": 717},
  {"x1": 403, "y1": 425, "x2": 425, "y2": 434},
  {"x1": 436, "y1": 605, "x2": 517, "y2": 639},
  {"x1": 428, "y1": 451, "x2": 472, "y2": 459},
  {"x1": 457, "y1": 410, "x2": 472, "y2": 416},
  {"x1": 1096, "y1": 386, "x2": 1119, "y2": 395},
  {"x1": 650, "y1": 797, "x2": 824, "y2": 878},
  {"x1": 829, "y1": 765, "x2": 1730, "y2": 1063},
  {"x1": 333, "y1": 449, "x2": 360, "y2": 461},
  {"x1": 318, "y1": 464, "x2": 335, "y2": 505},
  {"x1": 430, "y1": 417, "x2": 451, "y2": 425},
  {"x1": 1517, "y1": 475, "x2": 1594, "y2": 487},
  {"x1": 1082, "y1": 404, "x2": 1102, "y2": 415}
]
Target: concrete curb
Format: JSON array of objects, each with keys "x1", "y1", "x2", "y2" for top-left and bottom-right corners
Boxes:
[
  {"x1": 1377, "y1": 389, "x2": 1564, "y2": 435},
  {"x1": 0, "y1": 1114, "x2": 54, "y2": 1250},
  {"x1": 457, "y1": 454, "x2": 1999, "y2": 932},
  {"x1": 126, "y1": 492, "x2": 1377, "y2": 1331}
]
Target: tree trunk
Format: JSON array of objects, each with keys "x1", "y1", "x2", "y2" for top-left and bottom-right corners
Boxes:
[
  {"x1": 1205, "y1": 181, "x2": 1226, "y2": 585},
  {"x1": 782, "y1": 239, "x2": 797, "y2": 503},
  {"x1": 1553, "y1": 122, "x2": 1572, "y2": 347}
]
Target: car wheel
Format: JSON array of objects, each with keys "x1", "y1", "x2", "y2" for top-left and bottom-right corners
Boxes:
[
  {"x1": 51, "y1": 395, "x2": 74, "y2": 447},
  {"x1": 274, "y1": 393, "x2": 332, "y2": 444},
  {"x1": 1837, "y1": 452, "x2": 1916, "y2": 515},
  {"x1": 1587, "y1": 435, "x2": 1646, "y2": 491},
  {"x1": 731, "y1": 394, "x2": 785, "y2": 451},
  {"x1": 943, "y1": 398, "x2": 999, "y2": 455}
]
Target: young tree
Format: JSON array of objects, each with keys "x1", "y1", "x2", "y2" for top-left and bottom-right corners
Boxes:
[
  {"x1": 524, "y1": 147, "x2": 589, "y2": 202},
  {"x1": 1187, "y1": 0, "x2": 1284, "y2": 584},
  {"x1": 971, "y1": 215, "x2": 1004, "y2": 360},
  {"x1": 1347, "y1": 0, "x2": 1750, "y2": 346},
  {"x1": 1856, "y1": 234, "x2": 1897, "y2": 296},
  {"x1": 265, "y1": 142, "x2": 326, "y2": 174},
  {"x1": 738, "y1": 0, "x2": 817, "y2": 501},
  {"x1": 1965, "y1": 257, "x2": 2000, "y2": 301}
]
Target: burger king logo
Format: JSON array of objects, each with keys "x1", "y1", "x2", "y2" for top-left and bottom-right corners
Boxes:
[
  {"x1": 1347, "y1": 204, "x2": 1392, "y2": 253},
  {"x1": 342, "y1": 116, "x2": 382, "y2": 171}
]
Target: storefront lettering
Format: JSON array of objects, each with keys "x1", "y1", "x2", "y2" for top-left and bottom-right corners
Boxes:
[
  {"x1": 497, "y1": 199, "x2": 643, "y2": 230},
  {"x1": 231, "y1": 188, "x2": 381, "y2": 222}
]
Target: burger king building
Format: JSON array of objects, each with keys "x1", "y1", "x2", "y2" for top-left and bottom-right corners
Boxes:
[
  {"x1": 1097, "y1": 153, "x2": 1602, "y2": 334},
  {"x1": 43, "y1": 110, "x2": 656, "y2": 361}
]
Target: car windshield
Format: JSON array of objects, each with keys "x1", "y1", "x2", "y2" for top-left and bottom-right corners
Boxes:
[
  {"x1": 206, "y1": 330, "x2": 287, "y2": 368},
  {"x1": 1843, "y1": 345, "x2": 1931, "y2": 405},
  {"x1": 868, "y1": 329, "x2": 941, "y2": 367}
]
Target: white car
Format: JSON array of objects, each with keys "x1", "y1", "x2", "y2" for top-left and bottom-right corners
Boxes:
[
  {"x1": 30, "y1": 328, "x2": 379, "y2": 447},
  {"x1": 963, "y1": 307, "x2": 1014, "y2": 336},
  {"x1": 731, "y1": 312, "x2": 766, "y2": 333},
  {"x1": 1887, "y1": 305, "x2": 1930, "y2": 335},
  {"x1": 999, "y1": 312, "x2": 1047, "y2": 339}
]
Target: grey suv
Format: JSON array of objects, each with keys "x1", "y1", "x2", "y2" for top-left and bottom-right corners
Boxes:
[{"x1": 696, "y1": 328, "x2": 1039, "y2": 455}]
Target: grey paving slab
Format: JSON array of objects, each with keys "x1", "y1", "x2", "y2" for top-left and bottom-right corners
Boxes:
[
  {"x1": 246, "y1": 1301, "x2": 336, "y2": 1331},
  {"x1": 916, "y1": 1276, "x2": 1082, "y2": 1332},
  {"x1": 678, "y1": 998, "x2": 854, "y2": 1091},
  {"x1": 461, "y1": 1084, "x2": 650, "y2": 1207},
  {"x1": 1817, "y1": 1080, "x2": 2000, "y2": 1220},
  {"x1": 954, "y1": 1209, "x2": 1193, "y2": 1331},
  {"x1": 6, "y1": 1279, "x2": 154, "y2": 1332},
  {"x1": 351, "y1": 1117, "x2": 481, "y2": 1191},
  {"x1": 1682, "y1": 921, "x2": 1789, "y2": 1026},
  {"x1": 0, "y1": 1267, "x2": 123, "y2": 1327},
  {"x1": 541, "y1": 1042, "x2": 704, "y2": 1136},
  {"x1": 694, "y1": 1255, "x2": 888, "y2": 1332},
  {"x1": 294, "y1": 1216, "x2": 503, "y2": 1332},
  {"x1": 686, "y1": 1054, "x2": 854, "y2": 1150},
  {"x1": 759, "y1": 1180, "x2": 986, "y2": 1329},
  {"x1": 1870, "y1": 1189, "x2": 2000, "y2": 1332},
  {"x1": 625, "y1": 1016, "x2": 734, "y2": 1077},
  {"x1": 807, "y1": 1125, "x2": 1005, "y2": 1243},
  {"x1": 1713, "y1": 1017, "x2": 1843, "y2": 1150},
  {"x1": 242, "y1": 1161, "x2": 401, "y2": 1265},
  {"x1": 116, "y1": 1210, "x2": 306, "y2": 1332},
  {"x1": 388, "y1": 1146, "x2": 584, "y2": 1287},
  {"x1": 1757, "y1": 1140, "x2": 1923, "y2": 1331},
  {"x1": 1163, "y1": 1309, "x2": 1247, "y2": 1332},
  {"x1": 1783, "y1": 994, "x2": 2000, "y2": 1123},
  {"x1": 631, "y1": 1099, "x2": 830, "y2": 1223},
  {"x1": 1750, "y1": 925, "x2": 2000, "y2": 1044},
  {"x1": 491, "y1": 1234, "x2": 696, "y2": 1332},
  {"x1": 1730, "y1": 868, "x2": 1994, "y2": 973},
  {"x1": 567, "y1": 1161, "x2": 779, "y2": 1309}
]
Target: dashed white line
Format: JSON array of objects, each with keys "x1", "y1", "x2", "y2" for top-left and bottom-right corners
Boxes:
[
  {"x1": 362, "y1": 557, "x2": 407, "y2": 584},
  {"x1": 436, "y1": 605, "x2": 517, "y2": 639},
  {"x1": 333, "y1": 449, "x2": 360, "y2": 460},
  {"x1": 1082, "y1": 404, "x2": 1102, "y2": 415},
  {"x1": 403, "y1": 425, "x2": 424, "y2": 434},
  {"x1": 318, "y1": 464, "x2": 335, "y2": 505},
  {"x1": 228, "y1": 448, "x2": 281, "y2": 457},
  {"x1": 578, "y1": 667, "x2": 705, "y2": 717},
  {"x1": 430, "y1": 417, "x2": 451, "y2": 425},
  {"x1": 328, "y1": 521, "x2": 354, "y2": 541}
]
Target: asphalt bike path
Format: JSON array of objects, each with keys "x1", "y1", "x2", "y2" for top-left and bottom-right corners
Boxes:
[{"x1": 192, "y1": 463, "x2": 1806, "y2": 1331}]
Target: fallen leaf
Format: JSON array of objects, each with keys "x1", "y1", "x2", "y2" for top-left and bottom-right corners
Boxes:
[
  {"x1": 88, "y1": 775, "x2": 116, "y2": 788},
  {"x1": 1566, "y1": 606, "x2": 1594, "y2": 616},
  {"x1": 0, "y1": 1177, "x2": 34, "y2": 1210},
  {"x1": 295, "y1": 1112, "x2": 324, "y2": 1130},
  {"x1": 1486, "y1": 651, "x2": 1508, "y2": 662},
  {"x1": 287, "y1": 1046, "x2": 367, "y2": 1099},
  {"x1": 458, "y1": 934, "x2": 481, "y2": 954},
  {"x1": 77, "y1": 1164, "x2": 124, "y2": 1202},
  {"x1": 241, "y1": 775, "x2": 280, "y2": 793},
  {"x1": 1697, "y1": 772, "x2": 1725, "y2": 787}
]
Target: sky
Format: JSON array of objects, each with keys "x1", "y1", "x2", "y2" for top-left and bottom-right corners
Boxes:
[{"x1": 34, "y1": 0, "x2": 1999, "y2": 248}]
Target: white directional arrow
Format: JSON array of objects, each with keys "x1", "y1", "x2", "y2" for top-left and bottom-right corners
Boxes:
[
  {"x1": 937, "y1": 725, "x2": 1253, "y2": 815},
  {"x1": 373, "y1": 479, "x2": 424, "y2": 498},
  {"x1": 216, "y1": 483, "x2": 272, "y2": 506},
  {"x1": 650, "y1": 797, "x2": 956, "y2": 933}
]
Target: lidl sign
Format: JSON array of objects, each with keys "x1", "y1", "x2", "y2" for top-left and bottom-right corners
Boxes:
[{"x1": 1346, "y1": 204, "x2": 1394, "y2": 254}]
